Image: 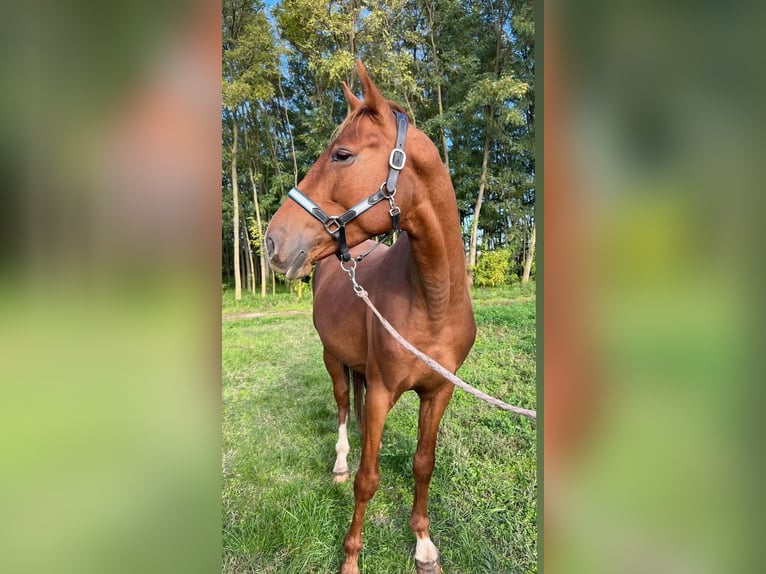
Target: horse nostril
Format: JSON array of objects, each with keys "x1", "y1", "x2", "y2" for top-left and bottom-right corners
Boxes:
[{"x1": 265, "y1": 235, "x2": 275, "y2": 258}]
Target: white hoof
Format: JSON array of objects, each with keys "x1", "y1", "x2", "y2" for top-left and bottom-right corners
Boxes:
[{"x1": 333, "y1": 470, "x2": 350, "y2": 484}]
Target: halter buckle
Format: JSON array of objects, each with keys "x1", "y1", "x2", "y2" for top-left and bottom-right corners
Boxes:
[
  {"x1": 323, "y1": 217, "x2": 342, "y2": 236},
  {"x1": 389, "y1": 148, "x2": 406, "y2": 171}
]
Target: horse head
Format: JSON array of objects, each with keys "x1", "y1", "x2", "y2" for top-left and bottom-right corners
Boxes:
[{"x1": 265, "y1": 61, "x2": 413, "y2": 279}]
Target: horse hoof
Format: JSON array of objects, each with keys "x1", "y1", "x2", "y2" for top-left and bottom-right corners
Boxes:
[
  {"x1": 333, "y1": 470, "x2": 350, "y2": 484},
  {"x1": 415, "y1": 558, "x2": 442, "y2": 574}
]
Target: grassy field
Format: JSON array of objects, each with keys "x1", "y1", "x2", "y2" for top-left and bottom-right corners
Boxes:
[{"x1": 222, "y1": 282, "x2": 537, "y2": 573}]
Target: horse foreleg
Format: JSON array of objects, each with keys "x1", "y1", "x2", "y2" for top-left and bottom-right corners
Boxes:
[
  {"x1": 324, "y1": 351, "x2": 351, "y2": 484},
  {"x1": 341, "y1": 386, "x2": 390, "y2": 574},
  {"x1": 411, "y1": 385, "x2": 454, "y2": 574}
]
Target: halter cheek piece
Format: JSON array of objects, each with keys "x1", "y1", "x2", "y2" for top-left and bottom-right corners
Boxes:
[{"x1": 287, "y1": 111, "x2": 408, "y2": 263}]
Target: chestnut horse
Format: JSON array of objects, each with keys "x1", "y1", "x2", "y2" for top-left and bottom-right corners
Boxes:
[{"x1": 265, "y1": 61, "x2": 476, "y2": 574}]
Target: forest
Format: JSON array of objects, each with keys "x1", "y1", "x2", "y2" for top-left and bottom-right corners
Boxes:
[{"x1": 223, "y1": 0, "x2": 535, "y2": 298}]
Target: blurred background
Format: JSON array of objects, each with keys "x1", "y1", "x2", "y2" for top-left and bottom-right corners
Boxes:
[
  {"x1": 1, "y1": 0, "x2": 764, "y2": 573},
  {"x1": 544, "y1": 0, "x2": 763, "y2": 573},
  {"x1": 0, "y1": 1, "x2": 221, "y2": 573}
]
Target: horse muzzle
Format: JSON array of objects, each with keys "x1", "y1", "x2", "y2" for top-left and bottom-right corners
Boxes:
[{"x1": 265, "y1": 227, "x2": 313, "y2": 280}]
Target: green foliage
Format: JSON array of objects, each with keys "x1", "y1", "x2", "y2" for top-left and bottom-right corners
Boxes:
[
  {"x1": 222, "y1": 1, "x2": 278, "y2": 108},
  {"x1": 246, "y1": 216, "x2": 262, "y2": 254},
  {"x1": 221, "y1": 0, "x2": 536, "y2": 288},
  {"x1": 463, "y1": 75, "x2": 530, "y2": 115},
  {"x1": 474, "y1": 249, "x2": 513, "y2": 287}
]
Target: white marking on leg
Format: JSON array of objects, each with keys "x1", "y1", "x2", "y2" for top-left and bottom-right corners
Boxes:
[
  {"x1": 415, "y1": 534, "x2": 439, "y2": 564},
  {"x1": 333, "y1": 421, "x2": 350, "y2": 475}
]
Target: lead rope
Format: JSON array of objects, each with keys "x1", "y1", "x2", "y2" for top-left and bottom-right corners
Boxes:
[{"x1": 340, "y1": 259, "x2": 537, "y2": 420}]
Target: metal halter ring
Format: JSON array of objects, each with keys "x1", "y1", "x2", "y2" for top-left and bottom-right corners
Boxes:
[
  {"x1": 378, "y1": 181, "x2": 393, "y2": 198},
  {"x1": 323, "y1": 217, "x2": 342, "y2": 236},
  {"x1": 340, "y1": 258, "x2": 367, "y2": 296},
  {"x1": 340, "y1": 257, "x2": 356, "y2": 273}
]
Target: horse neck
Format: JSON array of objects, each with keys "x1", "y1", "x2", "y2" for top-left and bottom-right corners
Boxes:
[{"x1": 402, "y1": 169, "x2": 468, "y2": 320}]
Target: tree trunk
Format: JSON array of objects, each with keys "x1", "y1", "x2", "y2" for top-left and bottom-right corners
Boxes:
[
  {"x1": 230, "y1": 110, "x2": 242, "y2": 300},
  {"x1": 242, "y1": 215, "x2": 256, "y2": 295},
  {"x1": 427, "y1": 2, "x2": 449, "y2": 171},
  {"x1": 249, "y1": 168, "x2": 268, "y2": 298},
  {"x1": 402, "y1": 92, "x2": 417, "y2": 128},
  {"x1": 467, "y1": 129, "x2": 491, "y2": 283},
  {"x1": 349, "y1": 0, "x2": 359, "y2": 58},
  {"x1": 435, "y1": 84, "x2": 449, "y2": 171},
  {"x1": 467, "y1": 27, "x2": 503, "y2": 283},
  {"x1": 240, "y1": 244, "x2": 247, "y2": 290},
  {"x1": 223, "y1": 244, "x2": 231, "y2": 284},
  {"x1": 521, "y1": 223, "x2": 536, "y2": 284},
  {"x1": 278, "y1": 76, "x2": 299, "y2": 187}
]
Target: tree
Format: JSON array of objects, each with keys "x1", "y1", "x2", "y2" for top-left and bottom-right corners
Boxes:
[
  {"x1": 458, "y1": 0, "x2": 531, "y2": 283},
  {"x1": 221, "y1": 0, "x2": 535, "y2": 292},
  {"x1": 228, "y1": 108, "x2": 241, "y2": 299},
  {"x1": 521, "y1": 223, "x2": 535, "y2": 284},
  {"x1": 223, "y1": 0, "x2": 279, "y2": 298},
  {"x1": 474, "y1": 248, "x2": 512, "y2": 287}
]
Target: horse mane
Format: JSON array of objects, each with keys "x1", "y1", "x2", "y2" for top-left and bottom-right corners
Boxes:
[{"x1": 332, "y1": 100, "x2": 410, "y2": 142}]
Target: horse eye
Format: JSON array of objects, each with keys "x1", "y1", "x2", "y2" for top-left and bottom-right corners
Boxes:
[{"x1": 332, "y1": 149, "x2": 353, "y2": 162}]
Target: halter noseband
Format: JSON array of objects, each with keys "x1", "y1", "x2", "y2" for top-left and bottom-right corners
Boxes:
[{"x1": 287, "y1": 110, "x2": 409, "y2": 263}]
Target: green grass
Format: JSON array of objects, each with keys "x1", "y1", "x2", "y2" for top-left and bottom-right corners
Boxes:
[
  {"x1": 222, "y1": 282, "x2": 537, "y2": 573},
  {"x1": 222, "y1": 282, "x2": 313, "y2": 315}
]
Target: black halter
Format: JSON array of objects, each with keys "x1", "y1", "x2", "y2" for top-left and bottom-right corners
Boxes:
[{"x1": 287, "y1": 110, "x2": 408, "y2": 262}]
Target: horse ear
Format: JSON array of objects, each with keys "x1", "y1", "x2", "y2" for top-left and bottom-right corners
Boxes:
[
  {"x1": 356, "y1": 60, "x2": 386, "y2": 113},
  {"x1": 341, "y1": 81, "x2": 361, "y2": 111}
]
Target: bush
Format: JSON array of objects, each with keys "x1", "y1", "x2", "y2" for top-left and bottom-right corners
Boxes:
[{"x1": 474, "y1": 249, "x2": 512, "y2": 287}]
